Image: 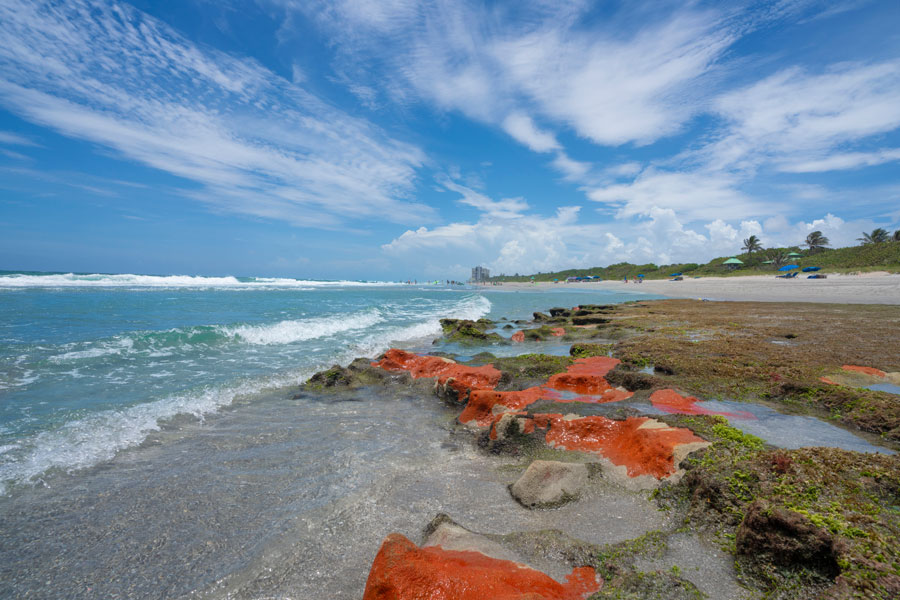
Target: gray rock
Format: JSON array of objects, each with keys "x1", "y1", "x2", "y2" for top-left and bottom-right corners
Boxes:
[{"x1": 509, "y1": 460, "x2": 590, "y2": 509}]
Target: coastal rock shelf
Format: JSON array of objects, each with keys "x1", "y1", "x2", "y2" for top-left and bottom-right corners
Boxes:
[{"x1": 320, "y1": 298, "x2": 900, "y2": 599}]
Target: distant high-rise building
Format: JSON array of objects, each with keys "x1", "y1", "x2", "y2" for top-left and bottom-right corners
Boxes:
[{"x1": 471, "y1": 266, "x2": 490, "y2": 283}]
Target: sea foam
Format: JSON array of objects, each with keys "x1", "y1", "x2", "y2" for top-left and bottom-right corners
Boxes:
[
  {"x1": 0, "y1": 272, "x2": 400, "y2": 288},
  {"x1": 0, "y1": 294, "x2": 492, "y2": 494}
]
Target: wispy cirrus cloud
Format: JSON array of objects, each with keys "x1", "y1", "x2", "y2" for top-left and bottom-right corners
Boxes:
[
  {"x1": 283, "y1": 1, "x2": 739, "y2": 168},
  {"x1": 0, "y1": 0, "x2": 432, "y2": 228}
]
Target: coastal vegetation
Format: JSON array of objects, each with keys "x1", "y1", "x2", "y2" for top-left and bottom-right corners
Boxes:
[{"x1": 490, "y1": 238, "x2": 900, "y2": 282}]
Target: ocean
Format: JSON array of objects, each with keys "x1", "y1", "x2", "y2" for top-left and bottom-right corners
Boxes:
[{"x1": 0, "y1": 271, "x2": 655, "y2": 598}]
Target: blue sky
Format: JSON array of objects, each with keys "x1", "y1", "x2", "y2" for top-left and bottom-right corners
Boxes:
[{"x1": 1, "y1": 0, "x2": 899, "y2": 280}]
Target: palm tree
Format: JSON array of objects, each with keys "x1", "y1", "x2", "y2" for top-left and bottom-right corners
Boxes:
[
  {"x1": 893, "y1": 229, "x2": 900, "y2": 242},
  {"x1": 857, "y1": 228, "x2": 890, "y2": 245},
  {"x1": 766, "y1": 249, "x2": 789, "y2": 267},
  {"x1": 741, "y1": 235, "x2": 762, "y2": 256},
  {"x1": 804, "y1": 231, "x2": 830, "y2": 253}
]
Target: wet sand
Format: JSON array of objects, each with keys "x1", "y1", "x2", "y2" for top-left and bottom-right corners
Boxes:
[{"x1": 488, "y1": 271, "x2": 900, "y2": 304}]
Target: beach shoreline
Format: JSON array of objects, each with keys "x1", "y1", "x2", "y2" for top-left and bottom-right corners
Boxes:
[{"x1": 482, "y1": 271, "x2": 900, "y2": 304}]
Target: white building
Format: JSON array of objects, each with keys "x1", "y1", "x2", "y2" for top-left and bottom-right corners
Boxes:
[{"x1": 471, "y1": 266, "x2": 490, "y2": 283}]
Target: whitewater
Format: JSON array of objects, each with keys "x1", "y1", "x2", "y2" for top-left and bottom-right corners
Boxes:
[{"x1": 0, "y1": 274, "x2": 495, "y2": 493}]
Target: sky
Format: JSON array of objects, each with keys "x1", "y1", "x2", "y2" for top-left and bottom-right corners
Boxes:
[{"x1": 1, "y1": 0, "x2": 899, "y2": 280}]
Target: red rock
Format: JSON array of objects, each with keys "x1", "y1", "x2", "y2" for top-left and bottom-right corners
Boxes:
[
  {"x1": 460, "y1": 387, "x2": 546, "y2": 426},
  {"x1": 511, "y1": 330, "x2": 525, "y2": 343},
  {"x1": 363, "y1": 534, "x2": 602, "y2": 600},
  {"x1": 649, "y1": 389, "x2": 755, "y2": 420},
  {"x1": 537, "y1": 414, "x2": 707, "y2": 479},
  {"x1": 547, "y1": 356, "x2": 625, "y2": 396},
  {"x1": 550, "y1": 327, "x2": 566, "y2": 337},
  {"x1": 820, "y1": 376, "x2": 838, "y2": 385},
  {"x1": 842, "y1": 365, "x2": 886, "y2": 377},
  {"x1": 372, "y1": 349, "x2": 501, "y2": 395}
]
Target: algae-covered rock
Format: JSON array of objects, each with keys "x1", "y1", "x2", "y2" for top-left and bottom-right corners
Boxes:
[
  {"x1": 509, "y1": 460, "x2": 590, "y2": 509},
  {"x1": 491, "y1": 353, "x2": 574, "y2": 383},
  {"x1": 737, "y1": 500, "x2": 840, "y2": 578},
  {"x1": 605, "y1": 366, "x2": 662, "y2": 391},
  {"x1": 303, "y1": 358, "x2": 400, "y2": 391},
  {"x1": 569, "y1": 343, "x2": 612, "y2": 358},
  {"x1": 439, "y1": 318, "x2": 504, "y2": 344},
  {"x1": 572, "y1": 315, "x2": 610, "y2": 326}
]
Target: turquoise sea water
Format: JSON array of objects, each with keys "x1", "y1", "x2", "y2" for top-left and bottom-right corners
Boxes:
[{"x1": 0, "y1": 271, "x2": 655, "y2": 494}]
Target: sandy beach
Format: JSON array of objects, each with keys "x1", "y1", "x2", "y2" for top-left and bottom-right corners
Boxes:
[{"x1": 489, "y1": 271, "x2": 900, "y2": 304}]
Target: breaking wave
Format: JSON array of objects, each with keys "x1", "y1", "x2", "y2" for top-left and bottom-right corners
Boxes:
[{"x1": 0, "y1": 272, "x2": 400, "y2": 288}]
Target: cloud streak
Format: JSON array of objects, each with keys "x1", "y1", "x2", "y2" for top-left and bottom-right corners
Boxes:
[{"x1": 0, "y1": 0, "x2": 432, "y2": 227}]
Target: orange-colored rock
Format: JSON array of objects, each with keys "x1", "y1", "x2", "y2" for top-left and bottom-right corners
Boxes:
[
  {"x1": 460, "y1": 387, "x2": 546, "y2": 426},
  {"x1": 363, "y1": 534, "x2": 602, "y2": 600},
  {"x1": 547, "y1": 356, "x2": 624, "y2": 395},
  {"x1": 550, "y1": 327, "x2": 566, "y2": 337},
  {"x1": 649, "y1": 389, "x2": 755, "y2": 420},
  {"x1": 820, "y1": 376, "x2": 838, "y2": 386},
  {"x1": 511, "y1": 330, "x2": 525, "y2": 343},
  {"x1": 540, "y1": 414, "x2": 706, "y2": 479},
  {"x1": 842, "y1": 365, "x2": 886, "y2": 377},
  {"x1": 372, "y1": 349, "x2": 501, "y2": 394}
]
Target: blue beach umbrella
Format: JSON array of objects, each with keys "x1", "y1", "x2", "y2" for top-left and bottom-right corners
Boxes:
[
  {"x1": 802, "y1": 266, "x2": 820, "y2": 272},
  {"x1": 778, "y1": 265, "x2": 798, "y2": 271},
  {"x1": 669, "y1": 272, "x2": 682, "y2": 277}
]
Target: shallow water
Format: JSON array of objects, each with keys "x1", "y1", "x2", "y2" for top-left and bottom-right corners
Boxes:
[
  {"x1": 0, "y1": 386, "x2": 667, "y2": 599},
  {"x1": 866, "y1": 382, "x2": 900, "y2": 395},
  {"x1": 699, "y1": 400, "x2": 895, "y2": 454}
]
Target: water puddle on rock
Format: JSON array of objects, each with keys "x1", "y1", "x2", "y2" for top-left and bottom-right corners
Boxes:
[
  {"x1": 693, "y1": 400, "x2": 893, "y2": 454},
  {"x1": 866, "y1": 382, "x2": 900, "y2": 395},
  {"x1": 425, "y1": 340, "x2": 573, "y2": 360}
]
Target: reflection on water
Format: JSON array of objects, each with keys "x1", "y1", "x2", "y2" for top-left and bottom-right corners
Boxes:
[{"x1": 698, "y1": 400, "x2": 893, "y2": 455}]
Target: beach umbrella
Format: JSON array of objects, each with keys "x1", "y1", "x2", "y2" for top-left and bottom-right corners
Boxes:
[
  {"x1": 778, "y1": 265, "x2": 798, "y2": 271},
  {"x1": 787, "y1": 252, "x2": 803, "y2": 258},
  {"x1": 762, "y1": 260, "x2": 774, "y2": 264},
  {"x1": 637, "y1": 274, "x2": 644, "y2": 277},
  {"x1": 802, "y1": 266, "x2": 820, "y2": 272},
  {"x1": 722, "y1": 257, "x2": 744, "y2": 265},
  {"x1": 669, "y1": 272, "x2": 682, "y2": 276}
]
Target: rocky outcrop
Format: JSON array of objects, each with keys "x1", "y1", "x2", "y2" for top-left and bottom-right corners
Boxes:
[
  {"x1": 546, "y1": 357, "x2": 631, "y2": 399},
  {"x1": 372, "y1": 349, "x2": 501, "y2": 401},
  {"x1": 440, "y1": 318, "x2": 504, "y2": 344},
  {"x1": 536, "y1": 414, "x2": 710, "y2": 481},
  {"x1": 302, "y1": 357, "x2": 403, "y2": 391},
  {"x1": 509, "y1": 460, "x2": 591, "y2": 509},
  {"x1": 737, "y1": 500, "x2": 841, "y2": 578},
  {"x1": 841, "y1": 365, "x2": 886, "y2": 377},
  {"x1": 362, "y1": 532, "x2": 602, "y2": 600}
]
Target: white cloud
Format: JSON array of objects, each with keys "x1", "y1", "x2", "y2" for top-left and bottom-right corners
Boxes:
[
  {"x1": 586, "y1": 169, "x2": 771, "y2": 221},
  {"x1": 710, "y1": 61, "x2": 900, "y2": 172},
  {"x1": 437, "y1": 175, "x2": 529, "y2": 218},
  {"x1": 780, "y1": 148, "x2": 900, "y2": 172},
  {"x1": 0, "y1": 0, "x2": 432, "y2": 227},
  {"x1": 501, "y1": 112, "x2": 559, "y2": 152},
  {"x1": 0, "y1": 131, "x2": 39, "y2": 146}
]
